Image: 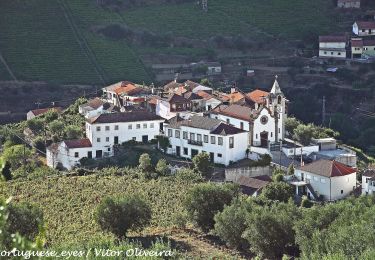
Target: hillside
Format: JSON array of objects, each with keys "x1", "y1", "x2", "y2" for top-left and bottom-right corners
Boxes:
[
  {"x1": 0, "y1": 171, "x2": 244, "y2": 258},
  {"x1": 0, "y1": 0, "x2": 340, "y2": 85}
]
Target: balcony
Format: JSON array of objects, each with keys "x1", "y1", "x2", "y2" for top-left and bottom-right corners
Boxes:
[{"x1": 188, "y1": 139, "x2": 203, "y2": 146}]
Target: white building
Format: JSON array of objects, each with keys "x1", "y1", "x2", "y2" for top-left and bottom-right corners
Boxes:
[
  {"x1": 47, "y1": 139, "x2": 93, "y2": 170},
  {"x1": 337, "y1": 0, "x2": 360, "y2": 8},
  {"x1": 78, "y1": 98, "x2": 114, "y2": 119},
  {"x1": 292, "y1": 160, "x2": 357, "y2": 201},
  {"x1": 102, "y1": 81, "x2": 149, "y2": 107},
  {"x1": 86, "y1": 111, "x2": 164, "y2": 145},
  {"x1": 210, "y1": 78, "x2": 287, "y2": 147},
  {"x1": 196, "y1": 90, "x2": 222, "y2": 111},
  {"x1": 353, "y1": 21, "x2": 375, "y2": 37},
  {"x1": 362, "y1": 169, "x2": 375, "y2": 195},
  {"x1": 165, "y1": 115, "x2": 248, "y2": 166},
  {"x1": 319, "y1": 35, "x2": 347, "y2": 59},
  {"x1": 155, "y1": 93, "x2": 192, "y2": 119},
  {"x1": 47, "y1": 111, "x2": 165, "y2": 170}
]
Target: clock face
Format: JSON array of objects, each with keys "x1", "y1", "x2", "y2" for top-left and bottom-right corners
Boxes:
[{"x1": 260, "y1": 115, "x2": 268, "y2": 125}]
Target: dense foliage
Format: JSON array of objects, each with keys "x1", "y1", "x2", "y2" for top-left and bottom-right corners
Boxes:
[
  {"x1": 184, "y1": 182, "x2": 239, "y2": 232},
  {"x1": 95, "y1": 195, "x2": 151, "y2": 238}
]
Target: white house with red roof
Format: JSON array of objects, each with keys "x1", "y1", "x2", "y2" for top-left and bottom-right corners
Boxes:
[
  {"x1": 319, "y1": 35, "x2": 347, "y2": 58},
  {"x1": 26, "y1": 107, "x2": 63, "y2": 120},
  {"x1": 46, "y1": 139, "x2": 93, "y2": 170},
  {"x1": 47, "y1": 111, "x2": 164, "y2": 170},
  {"x1": 291, "y1": 159, "x2": 357, "y2": 201},
  {"x1": 165, "y1": 115, "x2": 248, "y2": 165},
  {"x1": 351, "y1": 38, "x2": 375, "y2": 58},
  {"x1": 353, "y1": 21, "x2": 375, "y2": 37},
  {"x1": 209, "y1": 78, "x2": 287, "y2": 147},
  {"x1": 102, "y1": 81, "x2": 150, "y2": 107}
]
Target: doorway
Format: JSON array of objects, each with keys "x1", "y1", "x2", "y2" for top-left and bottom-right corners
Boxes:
[
  {"x1": 260, "y1": 131, "x2": 268, "y2": 147},
  {"x1": 176, "y1": 146, "x2": 181, "y2": 157}
]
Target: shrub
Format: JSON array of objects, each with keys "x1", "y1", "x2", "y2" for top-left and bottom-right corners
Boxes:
[
  {"x1": 138, "y1": 153, "x2": 153, "y2": 173},
  {"x1": 6, "y1": 202, "x2": 44, "y2": 244},
  {"x1": 184, "y1": 183, "x2": 239, "y2": 232},
  {"x1": 260, "y1": 182, "x2": 294, "y2": 203},
  {"x1": 214, "y1": 198, "x2": 251, "y2": 249},
  {"x1": 155, "y1": 159, "x2": 169, "y2": 176},
  {"x1": 192, "y1": 152, "x2": 211, "y2": 177},
  {"x1": 95, "y1": 195, "x2": 151, "y2": 239},
  {"x1": 175, "y1": 168, "x2": 203, "y2": 183}
]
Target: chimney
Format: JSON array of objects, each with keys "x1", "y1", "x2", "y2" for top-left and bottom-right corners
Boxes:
[{"x1": 230, "y1": 87, "x2": 236, "y2": 94}]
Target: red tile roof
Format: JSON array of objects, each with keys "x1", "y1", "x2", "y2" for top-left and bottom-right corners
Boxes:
[
  {"x1": 212, "y1": 104, "x2": 254, "y2": 121},
  {"x1": 298, "y1": 160, "x2": 356, "y2": 178},
  {"x1": 30, "y1": 107, "x2": 63, "y2": 116},
  {"x1": 64, "y1": 139, "x2": 92, "y2": 149},
  {"x1": 196, "y1": 90, "x2": 213, "y2": 100},
  {"x1": 355, "y1": 21, "x2": 375, "y2": 30},
  {"x1": 247, "y1": 89, "x2": 269, "y2": 104},
  {"x1": 351, "y1": 38, "x2": 363, "y2": 47},
  {"x1": 319, "y1": 35, "x2": 347, "y2": 43}
]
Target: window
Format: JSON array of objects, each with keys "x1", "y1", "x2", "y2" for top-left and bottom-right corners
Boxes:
[
  {"x1": 240, "y1": 122, "x2": 244, "y2": 129},
  {"x1": 150, "y1": 123, "x2": 154, "y2": 128},
  {"x1": 87, "y1": 151, "x2": 92, "y2": 158},
  {"x1": 226, "y1": 118, "x2": 230, "y2": 124},
  {"x1": 211, "y1": 136, "x2": 216, "y2": 144},
  {"x1": 136, "y1": 124, "x2": 141, "y2": 129},
  {"x1": 331, "y1": 52, "x2": 334, "y2": 55},
  {"x1": 128, "y1": 124, "x2": 132, "y2": 130},
  {"x1": 96, "y1": 126, "x2": 101, "y2": 131},
  {"x1": 270, "y1": 132, "x2": 273, "y2": 138},
  {"x1": 107, "y1": 148, "x2": 111, "y2": 152},
  {"x1": 341, "y1": 190, "x2": 344, "y2": 194},
  {"x1": 106, "y1": 137, "x2": 109, "y2": 142},
  {"x1": 132, "y1": 137, "x2": 136, "y2": 141},
  {"x1": 115, "y1": 125, "x2": 119, "y2": 130},
  {"x1": 204, "y1": 135, "x2": 209, "y2": 143},
  {"x1": 168, "y1": 129, "x2": 173, "y2": 137},
  {"x1": 313, "y1": 176, "x2": 318, "y2": 181},
  {"x1": 320, "y1": 178, "x2": 326, "y2": 183},
  {"x1": 105, "y1": 126, "x2": 110, "y2": 131},
  {"x1": 218, "y1": 153, "x2": 222, "y2": 158},
  {"x1": 143, "y1": 123, "x2": 147, "y2": 129},
  {"x1": 97, "y1": 138, "x2": 101, "y2": 143},
  {"x1": 74, "y1": 152, "x2": 79, "y2": 158},
  {"x1": 338, "y1": 52, "x2": 341, "y2": 55},
  {"x1": 183, "y1": 148, "x2": 188, "y2": 155},
  {"x1": 260, "y1": 116, "x2": 268, "y2": 125},
  {"x1": 197, "y1": 134, "x2": 202, "y2": 142},
  {"x1": 190, "y1": 133, "x2": 195, "y2": 141},
  {"x1": 256, "y1": 134, "x2": 258, "y2": 139},
  {"x1": 175, "y1": 130, "x2": 180, "y2": 138},
  {"x1": 279, "y1": 128, "x2": 281, "y2": 133},
  {"x1": 218, "y1": 137, "x2": 223, "y2": 145},
  {"x1": 324, "y1": 51, "x2": 327, "y2": 54},
  {"x1": 229, "y1": 137, "x2": 234, "y2": 148},
  {"x1": 183, "y1": 131, "x2": 188, "y2": 140}
]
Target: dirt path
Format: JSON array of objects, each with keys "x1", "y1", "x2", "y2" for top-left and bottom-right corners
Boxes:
[{"x1": 0, "y1": 51, "x2": 17, "y2": 81}]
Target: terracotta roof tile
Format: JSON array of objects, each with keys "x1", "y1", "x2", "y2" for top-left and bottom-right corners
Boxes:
[
  {"x1": 319, "y1": 35, "x2": 347, "y2": 43},
  {"x1": 246, "y1": 89, "x2": 269, "y2": 104},
  {"x1": 355, "y1": 21, "x2": 375, "y2": 29},
  {"x1": 298, "y1": 159, "x2": 356, "y2": 178},
  {"x1": 64, "y1": 138, "x2": 92, "y2": 149},
  {"x1": 31, "y1": 107, "x2": 63, "y2": 116}
]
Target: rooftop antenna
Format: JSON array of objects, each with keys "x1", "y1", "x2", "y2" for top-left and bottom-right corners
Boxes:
[{"x1": 202, "y1": 0, "x2": 208, "y2": 12}]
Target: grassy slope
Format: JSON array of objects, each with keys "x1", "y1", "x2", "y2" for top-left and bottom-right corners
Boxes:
[
  {"x1": 0, "y1": 174, "x2": 193, "y2": 246},
  {"x1": 0, "y1": 0, "x2": 98, "y2": 84},
  {"x1": 0, "y1": 0, "x2": 339, "y2": 84}
]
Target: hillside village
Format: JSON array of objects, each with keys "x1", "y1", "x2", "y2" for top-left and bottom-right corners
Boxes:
[
  {"x1": 1, "y1": 0, "x2": 375, "y2": 259},
  {"x1": 21, "y1": 76, "x2": 372, "y2": 202}
]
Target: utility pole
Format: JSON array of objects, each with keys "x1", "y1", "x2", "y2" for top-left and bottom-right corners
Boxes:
[{"x1": 322, "y1": 96, "x2": 326, "y2": 126}]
